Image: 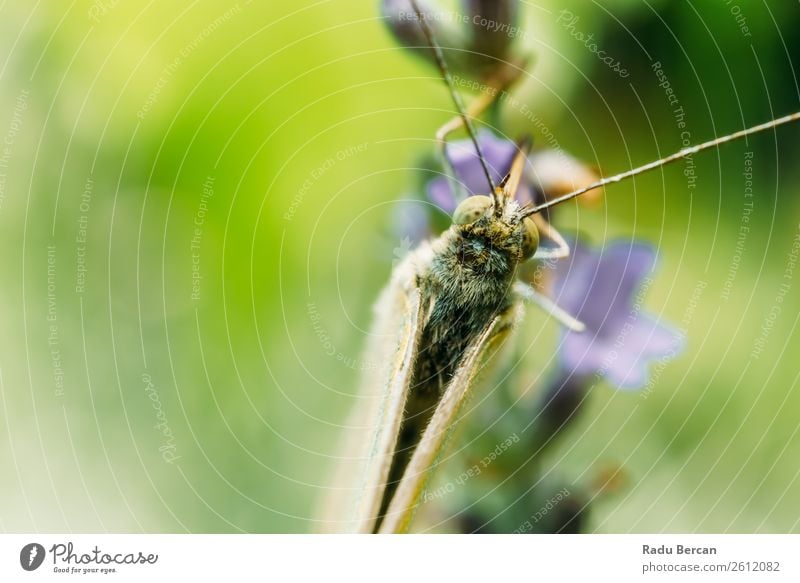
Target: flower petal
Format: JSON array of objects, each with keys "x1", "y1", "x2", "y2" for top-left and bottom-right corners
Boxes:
[
  {"x1": 392, "y1": 198, "x2": 431, "y2": 244},
  {"x1": 427, "y1": 177, "x2": 459, "y2": 214},
  {"x1": 447, "y1": 129, "x2": 516, "y2": 194},
  {"x1": 425, "y1": 130, "x2": 520, "y2": 210},
  {"x1": 550, "y1": 240, "x2": 683, "y2": 391},
  {"x1": 559, "y1": 331, "x2": 608, "y2": 377},
  {"x1": 603, "y1": 317, "x2": 684, "y2": 390}
]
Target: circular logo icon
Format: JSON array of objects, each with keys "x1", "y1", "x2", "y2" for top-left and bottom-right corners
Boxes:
[{"x1": 20, "y1": 543, "x2": 46, "y2": 571}]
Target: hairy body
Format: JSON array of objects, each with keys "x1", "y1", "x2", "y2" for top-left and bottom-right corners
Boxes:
[{"x1": 374, "y1": 205, "x2": 527, "y2": 529}]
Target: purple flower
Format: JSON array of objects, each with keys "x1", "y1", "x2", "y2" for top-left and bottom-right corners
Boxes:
[
  {"x1": 549, "y1": 240, "x2": 684, "y2": 390},
  {"x1": 391, "y1": 198, "x2": 432, "y2": 245},
  {"x1": 427, "y1": 130, "x2": 534, "y2": 213},
  {"x1": 381, "y1": 0, "x2": 460, "y2": 58},
  {"x1": 426, "y1": 130, "x2": 598, "y2": 214}
]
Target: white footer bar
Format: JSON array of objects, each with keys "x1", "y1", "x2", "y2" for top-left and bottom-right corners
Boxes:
[{"x1": 1, "y1": 534, "x2": 797, "y2": 582}]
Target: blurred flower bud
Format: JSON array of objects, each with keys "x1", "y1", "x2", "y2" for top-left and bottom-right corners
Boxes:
[
  {"x1": 529, "y1": 149, "x2": 602, "y2": 205},
  {"x1": 463, "y1": 0, "x2": 520, "y2": 71},
  {"x1": 381, "y1": 0, "x2": 525, "y2": 80},
  {"x1": 529, "y1": 370, "x2": 591, "y2": 451}
]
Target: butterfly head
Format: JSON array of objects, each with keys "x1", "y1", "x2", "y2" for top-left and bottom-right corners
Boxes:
[{"x1": 451, "y1": 193, "x2": 539, "y2": 261}]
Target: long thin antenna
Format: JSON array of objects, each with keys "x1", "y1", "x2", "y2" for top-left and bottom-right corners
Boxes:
[
  {"x1": 521, "y1": 111, "x2": 800, "y2": 217},
  {"x1": 408, "y1": 0, "x2": 498, "y2": 202}
]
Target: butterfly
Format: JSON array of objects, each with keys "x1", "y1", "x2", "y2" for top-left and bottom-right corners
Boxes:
[{"x1": 317, "y1": 0, "x2": 800, "y2": 533}]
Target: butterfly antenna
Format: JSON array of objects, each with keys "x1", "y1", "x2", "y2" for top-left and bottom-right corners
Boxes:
[
  {"x1": 520, "y1": 111, "x2": 800, "y2": 217},
  {"x1": 408, "y1": 0, "x2": 500, "y2": 210}
]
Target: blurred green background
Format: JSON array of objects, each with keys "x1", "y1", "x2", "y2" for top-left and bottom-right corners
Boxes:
[{"x1": 1, "y1": 0, "x2": 799, "y2": 533}]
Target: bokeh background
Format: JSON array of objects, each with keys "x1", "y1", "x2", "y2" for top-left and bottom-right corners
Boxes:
[{"x1": 1, "y1": 0, "x2": 799, "y2": 533}]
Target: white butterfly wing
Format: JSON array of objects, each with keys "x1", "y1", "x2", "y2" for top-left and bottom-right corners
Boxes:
[
  {"x1": 316, "y1": 244, "x2": 431, "y2": 533},
  {"x1": 378, "y1": 303, "x2": 519, "y2": 533}
]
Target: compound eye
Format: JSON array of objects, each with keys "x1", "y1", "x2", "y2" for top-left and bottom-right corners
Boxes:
[
  {"x1": 452, "y1": 195, "x2": 492, "y2": 226},
  {"x1": 520, "y1": 217, "x2": 539, "y2": 260}
]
